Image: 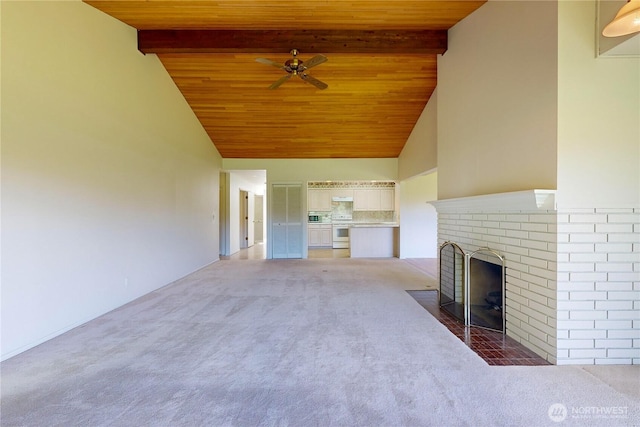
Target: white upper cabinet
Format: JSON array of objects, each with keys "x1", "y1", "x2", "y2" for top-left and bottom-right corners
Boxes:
[
  {"x1": 354, "y1": 189, "x2": 378, "y2": 210},
  {"x1": 308, "y1": 182, "x2": 395, "y2": 212},
  {"x1": 354, "y1": 188, "x2": 395, "y2": 211},
  {"x1": 380, "y1": 188, "x2": 395, "y2": 211},
  {"x1": 308, "y1": 189, "x2": 332, "y2": 211}
]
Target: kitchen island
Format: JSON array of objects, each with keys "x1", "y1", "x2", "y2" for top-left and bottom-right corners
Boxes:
[{"x1": 349, "y1": 223, "x2": 399, "y2": 258}]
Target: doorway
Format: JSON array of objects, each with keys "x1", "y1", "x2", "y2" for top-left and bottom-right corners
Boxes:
[{"x1": 219, "y1": 170, "x2": 266, "y2": 258}]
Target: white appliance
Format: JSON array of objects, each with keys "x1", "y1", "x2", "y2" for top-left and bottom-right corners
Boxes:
[
  {"x1": 331, "y1": 196, "x2": 353, "y2": 202},
  {"x1": 332, "y1": 223, "x2": 350, "y2": 249}
]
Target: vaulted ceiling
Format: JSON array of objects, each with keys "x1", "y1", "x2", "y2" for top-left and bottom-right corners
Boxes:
[{"x1": 84, "y1": 1, "x2": 486, "y2": 159}]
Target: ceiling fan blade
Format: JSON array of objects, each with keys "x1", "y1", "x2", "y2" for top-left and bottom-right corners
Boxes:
[
  {"x1": 303, "y1": 55, "x2": 328, "y2": 70},
  {"x1": 300, "y1": 73, "x2": 328, "y2": 90},
  {"x1": 269, "y1": 74, "x2": 292, "y2": 89},
  {"x1": 256, "y1": 57, "x2": 285, "y2": 69}
]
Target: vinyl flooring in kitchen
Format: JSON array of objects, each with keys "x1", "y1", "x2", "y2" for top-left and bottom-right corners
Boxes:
[
  {"x1": 221, "y1": 244, "x2": 350, "y2": 260},
  {"x1": 407, "y1": 290, "x2": 551, "y2": 366},
  {"x1": 308, "y1": 248, "x2": 350, "y2": 258}
]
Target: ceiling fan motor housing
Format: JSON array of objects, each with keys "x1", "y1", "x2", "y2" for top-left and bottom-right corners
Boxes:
[{"x1": 285, "y1": 58, "x2": 302, "y2": 74}]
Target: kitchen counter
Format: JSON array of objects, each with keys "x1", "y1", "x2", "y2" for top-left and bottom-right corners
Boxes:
[
  {"x1": 349, "y1": 224, "x2": 399, "y2": 258},
  {"x1": 349, "y1": 222, "x2": 399, "y2": 228}
]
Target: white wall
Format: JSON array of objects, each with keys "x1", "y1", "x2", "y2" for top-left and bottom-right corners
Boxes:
[
  {"x1": 557, "y1": 0, "x2": 640, "y2": 209},
  {"x1": 396, "y1": 86, "x2": 439, "y2": 259},
  {"x1": 219, "y1": 173, "x2": 230, "y2": 256},
  {"x1": 1, "y1": 1, "x2": 221, "y2": 360},
  {"x1": 399, "y1": 173, "x2": 438, "y2": 258},
  {"x1": 554, "y1": 0, "x2": 640, "y2": 365},
  {"x1": 398, "y1": 89, "x2": 438, "y2": 181},
  {"x1": 437, "y1": 0, "x2": 558, "y2": 200}
]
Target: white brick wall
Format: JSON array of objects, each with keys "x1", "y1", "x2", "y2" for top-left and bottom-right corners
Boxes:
[
  {"x1": 432, "y1": 193, "x2": 639, "y2": 365},
  {"x1": 438, "y1": 210, "x2": 558, "y2": 363},
  {"x1": 556, "y1": 208, "x2": 640, "y2": 365}
]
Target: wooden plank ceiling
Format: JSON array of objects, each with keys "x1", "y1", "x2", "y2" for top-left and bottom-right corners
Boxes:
[{"x1": 84, "y1": 1, "x2": 486, "y2": 159}]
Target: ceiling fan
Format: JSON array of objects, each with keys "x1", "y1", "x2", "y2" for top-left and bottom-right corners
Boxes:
[{"x1": 256, "y1": 49, "x2": 328, "y2": 90}]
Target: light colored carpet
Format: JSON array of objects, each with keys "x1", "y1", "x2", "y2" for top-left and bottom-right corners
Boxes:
[{"x1": 1, "y1": 258, "x2": 638, "y2": 426}]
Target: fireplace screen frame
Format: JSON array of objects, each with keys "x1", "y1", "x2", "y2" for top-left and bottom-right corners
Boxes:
[
  {"x1": 438, "y1": 241, "x2": 466, "y2": 321},
  {"x1": 439, "y1": 242, "x2": 506, "y2": 333},
  {"x1": 465, "y1": 248, "x2": 506, "y2": 333}
]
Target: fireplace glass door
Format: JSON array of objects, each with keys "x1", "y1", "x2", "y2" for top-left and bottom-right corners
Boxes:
[
  {"x1": 466, "y1": 249, "x2": 505, "y2": 333},
  {"x1": 439, "y1": 243, "x2": 506, "y2": 333}
]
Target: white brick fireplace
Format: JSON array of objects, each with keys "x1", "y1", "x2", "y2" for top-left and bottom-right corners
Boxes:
[
  {"x1": 430, "y1": 190, "x2": 640, "y2": 365},
  {"x1": 431, "y1": 191, "x2": 558, "y2": 362},
  {"x1": 556, "y1": 208, "x2": 640, "y2": 365}
]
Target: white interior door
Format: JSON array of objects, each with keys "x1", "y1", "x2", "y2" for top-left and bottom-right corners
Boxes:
[
  {"x1": 272, "y1": 185, "x2": 287, "y2": 258},
  {"x1": 271, "y1": 184, "x2": 302, "y2": 259},
  {"x1": 285, "y1": 185, "x2": 302, "y2": 257},
  {"x1": 254, "y1": 195, "x2": 264, "y2": 242},
  {"x1": 247, "y1": 191, "x2": 255, "y2": 247},
  {"x1": 240, "y1": 190, "x2": 248, "y2": 249}
]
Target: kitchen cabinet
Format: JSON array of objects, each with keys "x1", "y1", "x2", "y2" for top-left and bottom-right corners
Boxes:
[
  {"x1": 350, "y1": 224, "x2": 399, "y2": 258},
  {"x1": 308, "y1": 224, "x2": 332, "y2": 247},
  {"x1": 354, "y1": 188, "x2": 395, "y2": 211},
  {"x1": 354, "y1": 189, "x2": 376, "y2": 210},
  {"x1": 322, "y1": 227, "x2": 333, "y2": 246},
  {"x1": 380, "y1": 188, "x2": 395, "y2": 210},
  {"x1": 308, "y1": 189, "x2": 332, "y2": 211}
]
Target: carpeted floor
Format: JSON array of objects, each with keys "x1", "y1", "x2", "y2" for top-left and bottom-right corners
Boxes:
[{"x1": 1, "y1": 258, "x2": 638, "y2": 426}]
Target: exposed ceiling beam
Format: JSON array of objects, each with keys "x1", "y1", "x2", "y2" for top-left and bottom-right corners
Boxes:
[{"x1": 138, "y1": 29, "x2": 447, "y2": 54}]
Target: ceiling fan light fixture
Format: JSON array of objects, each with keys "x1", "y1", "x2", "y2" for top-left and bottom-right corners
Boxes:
[
  {"x1": 256, "y1": 49, "x2": 328, "y2": 90},
  {"x1": 602, "y1": 0, "x2": 640, "y2": 37}
]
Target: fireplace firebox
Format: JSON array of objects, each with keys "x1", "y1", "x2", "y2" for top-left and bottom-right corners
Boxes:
[{"x1": 439, "y1": 242, "x2": 505, "y2": 333}]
